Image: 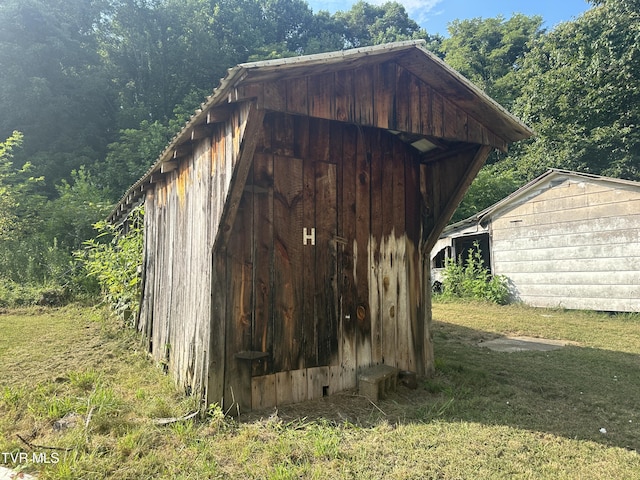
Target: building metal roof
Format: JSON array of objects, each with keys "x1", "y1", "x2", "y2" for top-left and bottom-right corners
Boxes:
[{"x1": 441, "y1": 168, "x2": 640, "y2": 237}]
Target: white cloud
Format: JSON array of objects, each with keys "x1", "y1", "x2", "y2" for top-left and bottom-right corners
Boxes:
[
  {"x1": 370, "y1": 0, "x2": 443, "y2": 25},
  {"x1": 308, "y1": 0, "x2": 444, "y2": 29}
]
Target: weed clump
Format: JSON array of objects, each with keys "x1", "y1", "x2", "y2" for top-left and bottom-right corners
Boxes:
[
  {"x1": 438, "y1": 241, "x2": 510, "y2": 304},
  {"x1": 79, "y1": 206, "x2": 144, "y2": 322}
]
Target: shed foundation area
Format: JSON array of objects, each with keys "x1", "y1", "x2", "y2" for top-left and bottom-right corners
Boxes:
[{"x1": 358, "y1": 365, "x2": 400, "y2": 402}]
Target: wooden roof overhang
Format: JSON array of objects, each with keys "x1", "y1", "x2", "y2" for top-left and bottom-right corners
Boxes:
[{"x1": 108, "y1": 40, "x2": 532, "y2": 224}]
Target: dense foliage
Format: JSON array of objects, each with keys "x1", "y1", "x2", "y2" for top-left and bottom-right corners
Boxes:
[
  {"x1": 80, "y1": 207, "x2": 144, "y2": 320},
  {"x1": 0, "y1": 0, "x2": 636, "y2": 305},
  {"x1": 509, "y1": 0, "x2": 640, "y2": 181},
  {"x1": 438, "y1": 242, "x2": 511, "y2": 304},
  {"x1": 0, "y1": 132, "x2": 110, "y2": 305}
]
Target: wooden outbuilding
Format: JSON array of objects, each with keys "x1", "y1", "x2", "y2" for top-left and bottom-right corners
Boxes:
[
  {"x1": 431, "y1": 169, "x2": 640, "y2": 312},
  {"x1": 109, "y1": 40, "x2": 531, "y2": 412}
]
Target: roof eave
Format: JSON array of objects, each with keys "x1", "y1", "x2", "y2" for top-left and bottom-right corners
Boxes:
[{"x1": 108, "y1": 40, "x2": 534, "y2": 223}]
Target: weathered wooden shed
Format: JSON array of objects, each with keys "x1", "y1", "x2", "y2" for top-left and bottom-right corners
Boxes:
[
  {"x1": 431, "y1": 169, "x2": 640, "y2": 312},
  {"x1": 109, "y1": 40, "x2": 531, "y2": 412}
]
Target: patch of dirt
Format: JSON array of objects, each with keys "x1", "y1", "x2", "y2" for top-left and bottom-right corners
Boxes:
[
  {"x1": 237, "y1": 385, "x2": 434, "y2": 427},
  {"x1": 478, "y1": 336, "x2": 576, "y2": 352}
]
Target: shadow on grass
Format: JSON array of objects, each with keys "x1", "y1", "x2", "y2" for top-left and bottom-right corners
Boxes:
[
  {"x1": 422, "y1": 321, "x2": 640, "y2": 453},
  {"x1": 241, "y1": 320, "x2": 640, "y2": 454}
]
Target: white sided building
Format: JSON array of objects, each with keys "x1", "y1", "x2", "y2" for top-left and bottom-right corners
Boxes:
[{"x1": 431, "y1": 169, "x2": 640, "y2": 312}]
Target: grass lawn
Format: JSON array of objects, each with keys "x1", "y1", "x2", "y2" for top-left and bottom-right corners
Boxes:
[{"x1": 1, "y1": 302, "x2": 639, "y2": 479}]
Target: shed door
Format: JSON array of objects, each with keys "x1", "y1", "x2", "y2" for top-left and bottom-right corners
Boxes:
[{"x1": 270, "y1": 156, "x2": 339, "y2": 373}]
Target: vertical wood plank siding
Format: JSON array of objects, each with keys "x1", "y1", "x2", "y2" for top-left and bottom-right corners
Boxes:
[
  {"x1": 223, "y1": 112, "x2": 434, "y2": 410},
  {"x1": 138, "y1": 103, "x2": 254, "y2": 398},
  {"x1": 235, "y1": 61, "x2": 507, "y2": 151},
  {"x1": 135, "y1": 54, "x2": 507, "y2": 412}
]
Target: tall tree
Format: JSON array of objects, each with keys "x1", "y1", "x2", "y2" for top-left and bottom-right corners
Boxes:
[
  {"x1": 259, "y1": 0, "x2": 315, "y2": 55},
  {"x1": 0, "y1": 0, "x2": 113, "y2": 193},
  {"x1": 294, "y1": 10, "x2": 346, "y2": 55},
  {"x1": 511, "y1": 0, "x2": 640, "y2": 181},
  {"x1": 0, "y1": 132, "x2": 25, "y2": 237},
  {"x1": 440, "y1": 13, "x2": 544, "y2": 220},
  {"x1": 441, "y1": 14, "x2": 544, "y2": 109},
  {"x1": 334, "y1": 1, "x2": 432, "y2": 48}
]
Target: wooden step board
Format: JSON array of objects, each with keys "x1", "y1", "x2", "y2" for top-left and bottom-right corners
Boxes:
[{"x1": 358, "y1": 365, "x2": 399, "y2": 402}]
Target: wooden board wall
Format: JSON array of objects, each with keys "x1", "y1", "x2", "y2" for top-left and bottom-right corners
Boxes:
[
  {"x1": 235, "y1": 61, "x2": 507, "y2": 151},
  {"x1": 138, "y1": 103, "x2": 254, "y2": 401},
  {"x1": 220, "y1": 112, "x2": 435, "y2": 411},
  {"x1": 138, "y1": 107, "x2": 477, "y2": 412}
]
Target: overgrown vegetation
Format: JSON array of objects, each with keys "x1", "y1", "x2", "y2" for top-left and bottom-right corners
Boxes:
[
  {"x1": 0, "y1": 0, "x2": 636, "y2": 304},
  {"x1": 0, "y1": 133, "x2": 111, "y2": 307},
  {"x1": 438, "y1": 242, "x2": 510, "y2": 304},
  {"x1": 80, "y1": 207, "x2": 145, "y2": 321},
  {"x1": 1, "y1": 303, "x2": 638, "y2": 478}
]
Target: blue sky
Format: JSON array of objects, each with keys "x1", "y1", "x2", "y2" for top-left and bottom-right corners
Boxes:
[{"x1": 306, "y1": 0, "x2": 593, "y2": 37}]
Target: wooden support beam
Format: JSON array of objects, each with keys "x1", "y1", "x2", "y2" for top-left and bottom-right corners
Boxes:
[
  {"x1": 208, "y1": 251, "x2": 227, "y2": 408},
  {"x1": 173, "y1": 144, "x2": 191, "y2": 160},
  {"x1": 161, "y1": 161, "x2": 178, "y2": 173},
  {"x1": 212, "y1": 103, "x2": 266, "y2": 253},
  {"x1": 420, "y1": 142, "x2": 476, "y2": 164},
  {"x1": 149, "y1": 173, "x2": 164, "y2": 184},
  {"x1": 191, "y1": 124, "x2": 213, "y2": 141},
  {"x1": 207, "y1": 102, "x2": 265, "y2": 410},
  {"x1": 424, "y1": 145, "x2": 492, "y2": 252},
  {"x1": 207, "y1": 105, "x2": 233, "y2": 124}
]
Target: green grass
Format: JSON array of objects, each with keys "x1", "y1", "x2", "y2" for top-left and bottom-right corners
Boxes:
[
  {"x1": 431, "y1": 302, "x2": 640, "y2": 449},
  {"x1": 0, "y1": 302, "x2": 639, "y2": 479}
]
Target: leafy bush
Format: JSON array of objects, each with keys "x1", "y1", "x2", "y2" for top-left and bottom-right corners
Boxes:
[
  {"x1": 439, "y1": 242, "x2": 510, "y2": 304},
  {"x1": 79, "y1": 206, "x2": 144, "y2": 322},
  {"x1": 0, "y1": 133, "x2": 111, "y2": 305}
]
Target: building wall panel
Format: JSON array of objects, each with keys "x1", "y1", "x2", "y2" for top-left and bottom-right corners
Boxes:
[
  {"x1": 237, "y1": 62, "x2": 504, "y2": 149},
  {"x1": 491, "y1": 177, "x2": 640, "y2": 312},
  {"x1": 141, "y1": 104, "x2": 253, "y2": 397},
  {"x1": 228, "y1": 113, "x2": 432, "y2": 411}
]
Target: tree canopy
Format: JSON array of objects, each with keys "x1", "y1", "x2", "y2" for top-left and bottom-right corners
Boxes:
[
  {"x1": 1, "y1": 0, "x2": 637, "y2": 298},
  {"x1": 510, "y1": 0, "x2": 640, "y2": 181},
  {"x1": 0, "y1": 0, "x2": 438, "y2": 200},
  {"x1": 0, "y1": 0, "x2": 112, "y2": 192},
  {"x1": 441, "y1": 14, "x2": 544, "y2": 109}
]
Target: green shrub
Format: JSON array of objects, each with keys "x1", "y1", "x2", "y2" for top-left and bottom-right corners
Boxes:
[
  {"x1": 0, "y1": 158, "x2": 110, "y2": 304},
  {"x1": 79, "y1": 206, "x2": 144, "y2": 322},
  {"x1": 439, "y1": 241, "x2": 510, "y2": 304},
  {"x1": 0, "y1": 278, "x2": 72, "y2": 307}
]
